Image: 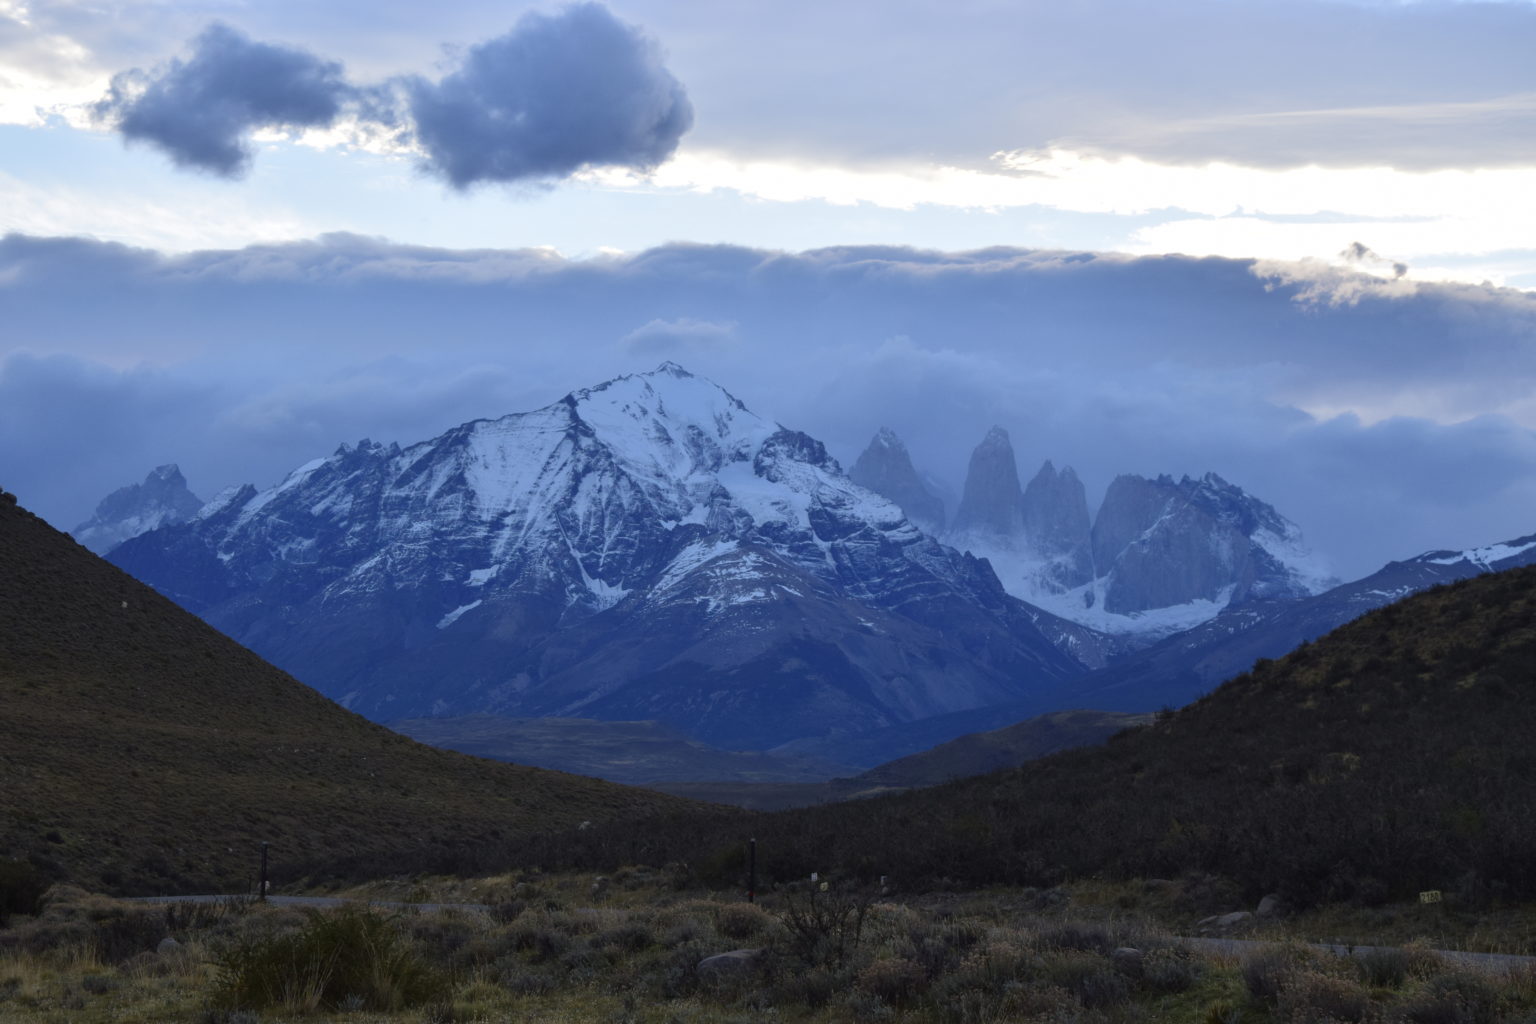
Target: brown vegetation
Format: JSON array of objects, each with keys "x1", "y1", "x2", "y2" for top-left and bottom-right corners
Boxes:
[{"x1": 0, "y1": 491, "x2": 715, "y2": 895}]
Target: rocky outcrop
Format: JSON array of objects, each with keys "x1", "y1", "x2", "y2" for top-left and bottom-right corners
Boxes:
[
  {"x1": 951, "y1": 427, "x2": 1025, "y2": 538},
  {"x1": 848, "y1": 428, "x2": 945, "y2": 534},
  {"x1": 1020, "y1": 460, "x2": 1095, "y2": 590},
  {"x1": 1091, "y1": 473, "x2": 1323, "y2": 616},
  {"x1": 72, "y1": 464, "x2": 203, "y2": 555}
]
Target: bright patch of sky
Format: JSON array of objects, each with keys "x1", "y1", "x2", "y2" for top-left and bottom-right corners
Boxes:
[{"x1": 2, "y1": 0, "x2": 1535, "y2": 285}]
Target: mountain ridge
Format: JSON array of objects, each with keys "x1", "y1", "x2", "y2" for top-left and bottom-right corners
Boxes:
[{"x1": 110, "y1": 364, "x2": 1088, "y2": 750}]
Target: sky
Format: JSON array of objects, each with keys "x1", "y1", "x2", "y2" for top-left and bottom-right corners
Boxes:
[{"x1": 3, "y1": 0, "x2": 1536, "y2": 581}]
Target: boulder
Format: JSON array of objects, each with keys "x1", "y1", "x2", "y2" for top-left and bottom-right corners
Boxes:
[
  {"x1": 698, "y1": 949, "x2": 764, "y2": 976},
  {"x1": 156, "y1": 937, "x2": 181, "y2": 954},
  {"x1": 1256, "y1": 894, "x2": 1283, "y2": 918},
  {"x1": 1111, "y1": 947, "x2": 1143, "y2": 975},
  {"x1": 1215, "y1": 911, "x2": 1254, "y2": 929}
]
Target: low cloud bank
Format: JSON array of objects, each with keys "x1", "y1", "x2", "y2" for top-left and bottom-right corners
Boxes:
[{"x1": 3, "y1": 233, "x2": 1535, "y2": 578}]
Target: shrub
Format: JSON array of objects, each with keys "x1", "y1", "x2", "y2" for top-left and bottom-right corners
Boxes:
[
  {"x1": 1356, "y1": 944, "x2": 1442, "y2": 989},
  {"x1": 1037, "y1": 921, "x2": 1114, "y2": 954},
  {"x1": 1275, "y1": 968, "x2": 1373, "y2": 1024},
  {"x1": 715, "y1": 901, "x2": 772, "y2": 940},
  {"x1": 0, "y1": 860, "x2": 47, "y2": 925},
  {"x1": 856, "y1": 957, "x2": 927, "y2": 1005},
  {"x1": 774, "y1": 882, "x2": 873, "y2": 968},
  {"x1": 211, "y1": 906, "x2": 447, "y2": 1013},
  {"x1": 1141, "y1": 946, "x2": 1203, "y2": 993},
  {"x1": 1038, "y1": 949, "x2": 1132, "y2": 1009},
  {"x1": 1244, "y1": 942, "x2": 1334, "y2": 1003},
  {"x1": 1398, "y1": 970, "x2": 1501, "y2": 1024}
]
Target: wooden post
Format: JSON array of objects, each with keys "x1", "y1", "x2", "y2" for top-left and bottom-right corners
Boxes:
[{"x1": 259, "y1": 842, "x2": 269, "y2": 902}]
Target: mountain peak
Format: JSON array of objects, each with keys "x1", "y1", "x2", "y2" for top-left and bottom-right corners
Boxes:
[
  {"x1": 72, "y1": 463, "x2": 204, "y2": 556},
  {"x1": 952, "y1": 427, "x2": 1024, "y2": 537},
  {"x1": 652, "y1": 360, "x2": 694, "y2": 379},
  {"x1": 980, "y1": 425, "x2": 1013, "y2": 449},
  {"x1": 849, "y1": 427, "x2": 944, "y2": 533}
]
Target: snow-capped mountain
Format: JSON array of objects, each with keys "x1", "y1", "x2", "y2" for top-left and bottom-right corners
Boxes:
[
  {"x1": 856, "y1": 426, "x2": 1334, "y2": 641},
  {"x1": 71, "y1": 464, "x2": 203, "y2": 555},
  {"x1": 1066, "y1": 531, "x2": 1536, "y2": 712},
  {"x1": 110, "y1": 364, "x2": 1085, "y2": 749}
]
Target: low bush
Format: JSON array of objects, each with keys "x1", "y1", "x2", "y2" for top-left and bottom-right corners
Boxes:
[
  {"x1": 1398, "y1": 970, "x2": 1503, "y2": 1024},
  {"x1": 211, "y1": 906, "x2": 448, "y2": 1013},
  {"x1": 1038, "y1": 948, "x2": 1132, "y2": 1009},
  {"x1": 1244, "y1": 942, "x2": 1338, "y2": 1003},
  {"x1": 0, "y1": 860, "x2": 47, "y2": 925},
  {"x1": 1142, "y1": 946, "x2": 1203, "y2": 992},
  {"x1": 1275, "y1": 968, "x2": 1374, "y2": 1024},
  {"x1": 715, "y1": 901, "x2": 772, "y2": 940},
  {"x1": 856, "y1": 956, "x2": 927, "y2": 1004}
]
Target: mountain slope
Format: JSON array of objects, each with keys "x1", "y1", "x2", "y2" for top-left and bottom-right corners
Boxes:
[
  {"x1": 111, "y1": 364, "x2": 1085, "y2": 750},
  {"x1": 0, "y1": 489, "x2": 698, "y2": 895},
  {"x1": 1066, "y1": 532, "x2": 1536, "y2": 711},
  {"x1": 603, "y1": 563, "x2": 1536, "y2": 903}
]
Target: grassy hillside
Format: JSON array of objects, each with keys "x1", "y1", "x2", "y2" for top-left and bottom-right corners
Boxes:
[
  {"x1": 536, "y1": 566, "x2": 1536, "y2": 906},
  {"x1": 779, "y1": 565, "x2": 1536, "y2": 902},
  {"x1": 0, "y1": 491, "x2": 707, "y2": 895}
]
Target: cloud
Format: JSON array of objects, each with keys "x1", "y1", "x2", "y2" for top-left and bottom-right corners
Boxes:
[
  {"x1": 93, "y1": 23, "x2": 353, "y2": 177},
  {"x1": 5, "y1": 233, "x2": 1536, "y2": 578},
  {"x1": 405, "y1": 3, "x2": 691, "y2": 188},
  {"x1": 89, "y1": 4, "x2": 691, "y2": 186},
  {"x1": 621, "y1": 317, "x2": 736, "y2": 353}
]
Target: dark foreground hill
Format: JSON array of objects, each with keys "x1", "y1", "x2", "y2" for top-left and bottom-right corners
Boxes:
[
  {"x1": 542, "y1": 565, "x2": 1536, "y2": 905},
  {"x1": 783, "y1": 565, "x2": 1536, "y2": 902},
  {"x1": 0, "y1": 491, "x2": 700, "y2": 895}
]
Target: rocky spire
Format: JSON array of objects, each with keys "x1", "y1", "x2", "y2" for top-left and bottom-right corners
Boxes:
[
  {"x1": 951, "y1": 426, "x2": 1025, "y2": 538},
  {"x1": 1021, "y1": 460, "x2": 1094, "y2": 589},
  {"x1": 848, "y1": 427, "x2": 945, "y2": 534}
]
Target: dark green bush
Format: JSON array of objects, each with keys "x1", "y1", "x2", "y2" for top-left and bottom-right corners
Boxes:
[
  {"x1": 1141, "y1": 946, "x2": 1203, "y2": 993},
  {"x1": 212, "y1": 906, "x2": 447, "y2": 1013},
  {"x1": 0, "y1": 859, "x2": 46, "y2": 925}
]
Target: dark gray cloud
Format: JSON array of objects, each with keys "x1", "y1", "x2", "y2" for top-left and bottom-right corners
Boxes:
[
  {"x1": 91, "y1": 4, "x2": 691, "y2": 184},
  {"x1": 4, "y1": 233, "x2": 1536, "y2": 578},
  {"x1": 405, "y1": 3, "x2": 692, "y2": 188},
  {"x1": 94, "y1": 23, "x2": 353, "y2": 177}
]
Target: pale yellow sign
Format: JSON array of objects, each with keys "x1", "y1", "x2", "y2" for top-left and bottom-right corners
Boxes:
[{"x1": 1419, "y1": 890, "x2": 1443, "y2": 904}]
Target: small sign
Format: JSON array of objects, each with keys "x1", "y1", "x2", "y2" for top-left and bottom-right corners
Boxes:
[
  {"x1": 1419, "y1": 890, "x2": 1443, "y2": 904},
  {"x1": 819, "y1": 881, "x2": 829, "y2": 892},
  {"x1": 810, "y1": 872, "x2": 818, "y2": 882}
]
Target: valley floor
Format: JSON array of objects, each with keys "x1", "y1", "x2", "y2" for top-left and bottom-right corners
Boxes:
[{"x1": 5, "y1": 873, "x2": 1536, "y2": 1023}]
